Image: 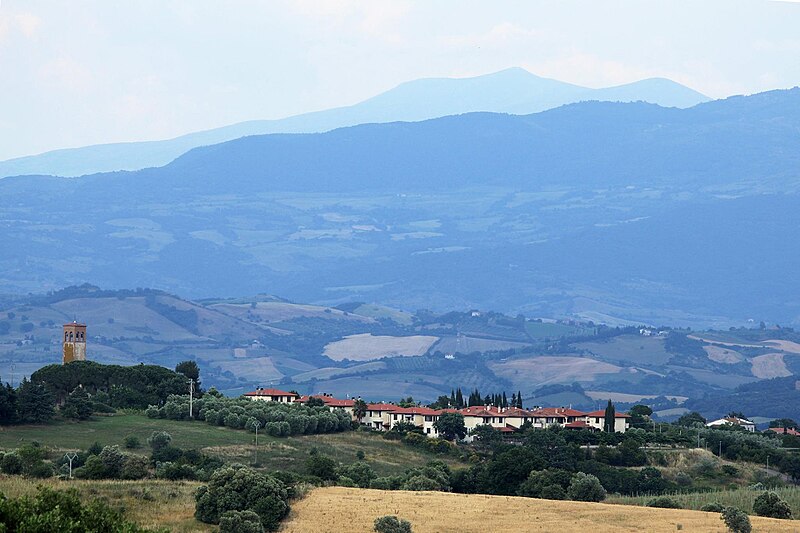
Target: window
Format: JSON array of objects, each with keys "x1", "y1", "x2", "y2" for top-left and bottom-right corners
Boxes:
[{"x1": 426, "y1": 428, "x2": 430, "y2": 434}]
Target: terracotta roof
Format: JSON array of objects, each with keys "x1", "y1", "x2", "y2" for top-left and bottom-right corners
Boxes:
[
  {"x1": 366, "y1": 403, "x2": 397, "y2": 411},
  {"x1": 325, "y1": 399, "x2": 355, "y2": 408},
  {"x1": 530, "y1": 407, "x2": 587, "y2": 417},
  {"x1": 244, "y1": 388, "x2": 298, "y2": 397},
  {"x1": 498, "y1": 425, "x2": 517, "y2": 433},
  {"x1": 768, "y1": 427, "x2": 800, "y2": 436},
  {"x1": 389, "y1": 406, "x2": 440, "y2": 416},
  {"x1": 583, "y1": 410, "x2": 630, "y2": 418}
]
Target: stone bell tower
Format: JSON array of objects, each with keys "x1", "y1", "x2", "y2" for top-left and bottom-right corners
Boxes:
[{"x1": 63, "y1": 321, "x2": 87, "y2": 364}]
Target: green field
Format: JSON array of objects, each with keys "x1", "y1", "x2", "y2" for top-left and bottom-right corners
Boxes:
[
  {"x1": 0, "y1": 414, "x2": 462, "y2": 477},
  {"x1": 576, "y1": 335, "x2": 673, "y2": 365},
  {"x1": 608, "y1": 486, "x2": 800, "y2": 517},
  {"x1": 525, "y1": 321, "x2": 594, "y2": 339}
]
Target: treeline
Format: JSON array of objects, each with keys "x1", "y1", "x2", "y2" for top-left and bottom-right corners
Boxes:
[
  {"x1": 146, "y1": 393, "x2": 352, "y2": 436},
  {"x1": 429, "y1": 388, "x2": 525, "y2": 409},
  {"x1": 31, "y1": 361, "x2": 190, "y2": 407},
  {"x1": 0, "y1": 361, "x2": 196, "y2": 426}
]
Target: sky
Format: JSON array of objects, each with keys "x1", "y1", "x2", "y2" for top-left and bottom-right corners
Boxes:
[{"x1": 1, "y1": 0, "x2": 799, "y2": 161}]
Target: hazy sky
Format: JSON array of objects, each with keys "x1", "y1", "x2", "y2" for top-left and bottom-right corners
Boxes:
[{"x1": 1, "y1": 0, "x2": 799, "y2": 160}]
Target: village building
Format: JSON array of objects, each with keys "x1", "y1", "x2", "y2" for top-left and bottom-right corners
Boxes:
[
  {"x1": 706, "y1": 416, "x2": 756, "y2": 432},
  {"x1": 242, "y1": 388, "x2": 298, "y2": 403}
]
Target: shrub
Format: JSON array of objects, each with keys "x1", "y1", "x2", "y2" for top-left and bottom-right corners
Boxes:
[
  {"x1": 123, "y1": 435, "x2": 141, "y2": 449},
  {"x1": 338, "y1": 462, "x2": 376, "y2": 488},
  {"x1": 195, "y1": 465, "x2": 289, "y2": 531},
  {"x1": 538, "y1": 484, "x2": 567, "y2": 500},
  {"x1": 700, "y1": 502, "x2": 724, "y2": 513},
  {"x1": 305, "y1": 455, "x2": 337, "y2": 481},
  {"x1": 401, "y1": 475, "x2": 439, "y2": 491},
  {"x1": 752, "y1": 491, "x2": 793, "y2": 519},
  {"x1": 646, "y1": 496, "x2": 682, "y2": 509},
  {"x1": 567, "y1": 472, "x2": 606, "y2": 502},
  {"x1": 120, "y1": 455, "x2": 149, "y2": 480},
  {"x1": 720, "y1": 507, "x2": 751, "y2": 533},
  {"x1": 1, "y1": 453, "x2": 23, "y2": 475},
  {"x1": 148, "y1": 431, "x2": 172, "y2": 451},
  {"x1": 374, "y1": 515, "x2": 413, "y2": 533},
  {"x1": 220, "y1": 510, "x2": 265, "y2": 533},
  {"x1": 0, "y1": 487, "x2": 148, "y2": 531}
]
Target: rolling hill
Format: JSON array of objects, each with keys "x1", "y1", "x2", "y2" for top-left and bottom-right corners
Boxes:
[
  {"x1": 0, "y1": 90, "x2": 798, "y2": 327},
  {"x1": 0, "y1": 68, "x2": 708, "y2": 178}
]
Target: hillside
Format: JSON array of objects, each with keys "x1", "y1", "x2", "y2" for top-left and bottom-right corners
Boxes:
[
  {"x1": 0, "y1": 68, "x2": 708, "y2": 178},
  {"x1": 0, "y1": 91, "x2": 799, "y2": 327},
  {"x1": 282, "y1": 486, "x2": 797, "y2": 533},
  {"x1": 3, "y1": 286, "x2": 800, "y2": 421}
]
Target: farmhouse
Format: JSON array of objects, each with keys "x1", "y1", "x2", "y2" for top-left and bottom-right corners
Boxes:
[
  {"x1": 706, "y1": 416, "x2": 756, "y2": 432},
  {"x1": 242, "y1": 388, "x2": 298, "y2": 403}
]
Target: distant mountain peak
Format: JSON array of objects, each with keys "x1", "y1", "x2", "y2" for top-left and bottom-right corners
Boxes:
[{"x1": 0, "y1": 69, "x2": 711, "y2": 179}]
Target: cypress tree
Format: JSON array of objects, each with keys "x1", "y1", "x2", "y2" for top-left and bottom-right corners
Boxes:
[
  {"x1": 517, "y1": 391, "x2": 523, "y2": 408},
  {"x1": 604, "y1": 400, "x2": 616, "y2": 433},
  {"x1": 456, "y1": 388, "x2": 464, "y2": 408},
  {"x1": 502, "y1": 391, "x2": 508, "y2": 408}
]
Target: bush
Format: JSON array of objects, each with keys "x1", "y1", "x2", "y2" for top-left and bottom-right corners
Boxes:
[
  {"x1": 124, "y1": 435, "x2": 141, "y2": 449},
  {"x1": 374, "y1": 515, "x2": 413, "y2": 533},
  {"x1": 220, "y1": 510, "x2": 265, "y2": 533},
  {"x1": 0, "y1": 487, "x2": 148, "y2": 531},
  {"x1": 1, "y1": 453, "x2": 22, "y2": 475},
  {"x1": 305, "y1": 455, "x2": 337, "y2": 481},
  {"x1": 721, "y1": 507, "x2": 751, "y2": 533},
  {"x1": 338, "y1": 462, "x2": 376, "y2": 488},
  {"x1": 195, "y1": 465, "x2": 289, "y2": 532},
  {"x1": 567, "y1": 472, "x2": 606, "y2": 502},
  {"x1": 538, "y1": 484, "x2": 567, "y2": 500},
  {"x1": 148, "y1": 431, "x2": 172, "y2": 451},
  {"x1": 400, "y1": 475, "x2": 439, "y2": 491},
  {"x1": 121, "y1": 455, "x2": 149, "y2": 480},
  {"x1": 700, "y1": 502, "x2": 724, "y2": 513},
  {"x1": 646, "y1": 496, "x2": 682, "y2": 509},
  {"x1": 752, "y1": 491, "x2": 793, "y2": 519}
]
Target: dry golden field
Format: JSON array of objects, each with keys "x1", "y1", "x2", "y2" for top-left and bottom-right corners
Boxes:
[{"x1": 280, "y1": 487, "x2": 800, "y2": 533}]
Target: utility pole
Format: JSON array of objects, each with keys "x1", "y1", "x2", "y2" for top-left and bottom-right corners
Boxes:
[
  {"x1": 64, "y1": 452, "x2": 78, "y2": 479},
  {"x1": 719, "y1": 441, "x2": 722, "y2": 457},
  {"x1": 253, "y1": 421, "x2": 262, "y2": 466},
  {"x1": 188, "y1": 379, "x2": 194, "y2": 419}
]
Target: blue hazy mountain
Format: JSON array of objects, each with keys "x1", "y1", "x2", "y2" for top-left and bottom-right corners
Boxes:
[
  {"x1": 1, "y1": 89, "x2": 798, "y2": 326},
  {"x1": 0, "y1": 68, "x2": 709, "y2": 178}
]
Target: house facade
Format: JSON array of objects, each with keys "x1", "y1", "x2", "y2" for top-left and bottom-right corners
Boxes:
[
  {"x1": 706, "y1": 416, "x2": 756, "y2": 432},
  {"x1": 242, "y1": 388, "x2": 298, "y2": 403}
]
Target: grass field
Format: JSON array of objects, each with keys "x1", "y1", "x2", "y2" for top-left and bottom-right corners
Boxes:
[
  {"x1": 609, "y1": 486, "x2": 800, "y2": 517},
  {"x1": 576, "y1": 335, "x2": 673, "y2": 366},
  {"x1": 489, "y1": 356, "x2": 622, "y2": 387},
  {"x1": 0, "y1": 414, "x2": 462, "y2": 477},
  {"x1": 282, "y1": 487, "x2": 799, "y2": 533},
  {"x1": 525, "y1": 321, "x2": 594, "y2": 339},
  {"x1": 0, "y1": 477, "x2": 207, "y2": 532},
  {"x1": 323, "y1": 334, "x2": 439, "y2": 361}
]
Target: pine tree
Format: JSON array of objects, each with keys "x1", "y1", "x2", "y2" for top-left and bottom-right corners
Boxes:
[{"x1": 17, "y1": 378, "x2": 55, "y2": 424}]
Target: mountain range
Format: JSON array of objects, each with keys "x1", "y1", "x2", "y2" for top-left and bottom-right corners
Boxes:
[
  {"x1": 0, "y1": 68, "x2": 709, "y2": 178},
  {"x1": 1, "y1": 88, "x2": 799, "y2": 327}
]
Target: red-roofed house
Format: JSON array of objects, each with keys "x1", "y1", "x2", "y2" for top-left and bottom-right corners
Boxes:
[
  {"x1": 243, "y1": 388, "x2": 298, "y2": 403},
  {"x1": 296, "y1": 395, "x2": 356, "y2": 417},
  {"x1": 768, "y1": 427, "x2": 800, "y2": 436},
  {"x1": 529, "y1": 407, "x2": 587, "y2": 429},
  {"x1": 582, "y1": 410, "x2": 631, "y2": 433}
]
